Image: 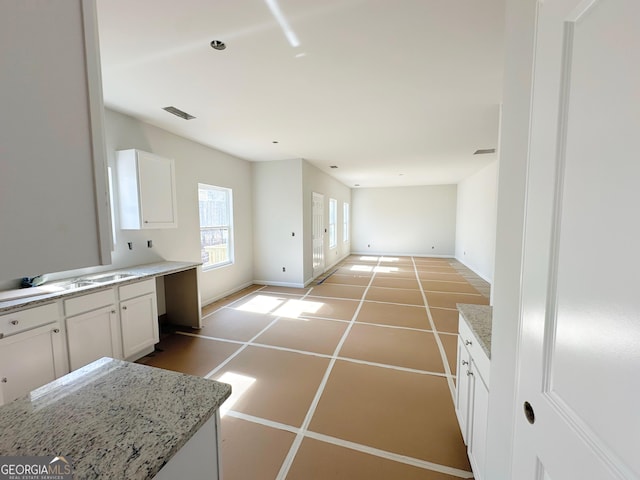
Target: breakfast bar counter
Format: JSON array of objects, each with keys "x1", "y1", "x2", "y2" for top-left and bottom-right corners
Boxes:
[{"x1": 0, "y1": 358, "x2": 231, "y2": 479}]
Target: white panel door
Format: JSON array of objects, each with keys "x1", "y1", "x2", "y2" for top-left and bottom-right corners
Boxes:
[
  {"x1": 513, "y1": 0, "x2": 639, "y2": 479},
  {"x1": 312, "y1": 192, "x2": 325, "y2": 278}
]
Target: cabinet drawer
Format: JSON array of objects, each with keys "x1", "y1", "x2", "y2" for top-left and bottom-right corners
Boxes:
[
  {"x1": 65, "y1": 288, "x2": 116, "y2": 317},
  {"x1": 119, "y1": 278, "x2": 155, "y2": 301},
  {"x1": 459, "y1": 316, "x2": 490, "y2": 383},
  {"x1": 0, "y1": 303, "x2": 60, "y2": 337}
]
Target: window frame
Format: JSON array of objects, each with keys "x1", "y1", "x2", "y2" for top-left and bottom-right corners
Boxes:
[
  {"x1": 198, "y1": 183, "x2": 234, "y2": 270},
  {"x1": 343, "y1": 202, "x2": 350, "y2": 243},
  {"x1": 329, "y1": 198, "x2": 337, "y2": 249}
]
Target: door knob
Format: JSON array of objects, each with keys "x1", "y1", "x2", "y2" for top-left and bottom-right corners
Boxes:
[{"x1": 1, "y1": 378, "x2": 7, "y2": 383}]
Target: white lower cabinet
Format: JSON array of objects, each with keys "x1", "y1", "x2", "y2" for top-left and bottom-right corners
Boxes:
[
  {"x1": 455, "y1": 315, "x2": 490, "y2": 480},
  {"x1": 119, "y1": 279, "x2": 158, "y2": 360},
  {"x1": 0, "y1": 303, "x2": 67, "y2": 405},
  {"x1": 64, "y1": 289, "x2": 122, "y2": 371}
]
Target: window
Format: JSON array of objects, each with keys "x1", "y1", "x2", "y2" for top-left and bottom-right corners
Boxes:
[
  {"x1": 329, "y1": 198, "x2": 337, "y2": 249},
  {"x1": 343, "y1": 202, "x2": 350, "y2": 243},
  {"x1": 198, "y1": 184, "x2": 233, "y2": 269}
]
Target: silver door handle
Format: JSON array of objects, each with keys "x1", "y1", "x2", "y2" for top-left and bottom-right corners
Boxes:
[
  {"x1": 122, "y1": 306, "x2": 127, "y2": 310},
  {"x1": 1, "y1": 378, "x2": 7, "y2": 383},
  {"x1": 465, "y1": 340, "x2": 472, "y2": 346},
  {"x1": 53, "y1": 328, "x2": 60, "y2": 333},
  {"x1": 466, "y1": 371, "x2": 474, "y2": 377},
  {"x1": 9, "y1": 320, "x2": 19, "y2": 325},
  {"x1": 461, "y1": 360, "x2": 469, "y2": 366}
]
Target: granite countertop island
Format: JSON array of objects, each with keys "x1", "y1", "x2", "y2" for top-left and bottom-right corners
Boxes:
[
  {"x1": 456, "y1": 303, "x2": 493, "y2": 358},
  {"x1": 0, "y1": 358, "x2": 231, "y2": 479}
]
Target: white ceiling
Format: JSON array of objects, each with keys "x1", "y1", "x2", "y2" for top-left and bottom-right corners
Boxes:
[{"x1": 96, "y1": 0, "x2": 505, "y2": 188}]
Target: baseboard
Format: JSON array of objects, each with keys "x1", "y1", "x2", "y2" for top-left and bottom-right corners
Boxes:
[
  {"x1": 253, "y1": 280, "x2": 306, "y2": 289},
  {"x1": 201, "y1": 280, "x2": 255, "y2": 308},
  {"x1": 351, "y1": 251, "x2": 455, "y2": 259},
  {"x1": 454, "y1": 256, "x2": 493, "y2": 284}
]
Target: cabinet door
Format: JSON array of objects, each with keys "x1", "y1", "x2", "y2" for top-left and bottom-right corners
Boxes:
[
  {"x1": 137, "y1": 151, "x2": 177, "y2": 227},
  {"x1": 66, "y1": 305, "x2": 121, "y2": 371},
  {"x1": 468, "y1": 366, "x2": 489, "y2": 480},
  {"x1": 120, "y1": 293, "x2": 159, "y2": 359},
  {"x1": 0, "y1": 324, "x2": 65, "y2": 405},
  {"x1": 455, "y1": 336, "x2": 471, "y2": 445}
]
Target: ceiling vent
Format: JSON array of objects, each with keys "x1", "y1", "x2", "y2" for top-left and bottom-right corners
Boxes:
[
  {"x1": 163, "y1": 106, "x2": 196, "y2": 120},
  {"x1": 473, "y1": 148, "x2": 496, "y2": 155}
]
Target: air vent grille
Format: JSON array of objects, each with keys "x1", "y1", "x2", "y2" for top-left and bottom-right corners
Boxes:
[
  {"x1": 163, "y1": 106, "x2": 196, "y2": 120},
  {"x1": 473, "y1": 148, "x2": 496, "y2": 155}
]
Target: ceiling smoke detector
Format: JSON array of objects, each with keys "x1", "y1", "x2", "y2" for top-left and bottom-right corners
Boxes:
[
  {"x1": 473, "y1": 148, "x2": 496, "y2": 155},
  {"x1": 163, "y1": 106, "x2": 195, "y2": 120},
  {"x1": 210, "y1": 40, "x2": 226, "y2": 51}
]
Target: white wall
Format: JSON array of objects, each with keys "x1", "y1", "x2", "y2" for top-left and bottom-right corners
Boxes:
[
  {"x1": 351, "y1": 185, "x2": 457, "y2": 257},
  {"x1": 455, "y1": 161, "x2": 498, "y2": 283},
  {"x1": 27, "y1": 109, "x2": 255, "y2": 306},
  {"x1": 302, "y1": 161, "x2": 352, "y2": 283},
  {"x1": 252, "y1": 159, "x2": 305, "y2": 286},
  {"x1": 484, "y1": 0, "x2": 537, "y2": 477}
]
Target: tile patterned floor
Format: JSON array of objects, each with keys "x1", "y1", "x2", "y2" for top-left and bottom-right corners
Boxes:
[{"x1": 139, "y1": 255, "x2": 489, "y2": 480}]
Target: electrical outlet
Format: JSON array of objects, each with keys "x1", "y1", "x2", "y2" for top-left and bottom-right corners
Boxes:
[
  {"x1": 147, "y1": 240, "x2": 153, "y2": 248},
  {"x1": 282, "y1": 267, "x2": 286, "y2": 272},
  {"x1": 127, "y1": 242, "x2": 133, "y2": 250}
]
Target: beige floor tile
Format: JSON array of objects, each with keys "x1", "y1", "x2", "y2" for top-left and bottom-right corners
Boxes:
[
  {"x1": 356, "y1": 302, "x2": 430, "y2": 329},
  {"x1": 260, "y1": 285, "x2": 312, "y2": 296},
  {"x1": 213, "y1": 346, "x2": 330, "y2": 427},
  {"x1": 339, "y1": 324, "x2": 444, "y2": 372},
  {"x1": 302, "y1": 297, "x2": 360, "y2": 321},
  {"x1": 309, "y1": 361, "x2": 471, "y2": 471},
  {"x1": 430, "y1": 308, "x2": 460, "y2": 334},
  {"x1": 365, "y1": 287, "x2": 424, "y2": 306},
  {"x1": 371, "y1": 276, "x2": 420, "y2": 290},
  {"x1": 309, "y1": 283, "x2": 366, "y2": 300},
  {"x1": 323, "y1": 273, "x2": 372, "y2": 286},
  {"x1": 286, "y1": 438, "x2": 464, "y2": 480},
  {"x1": 421, "y1": 280, "x2": 480, "y2": 294},
  {"x1": 418, "y1": 272, "x2": 466, "y2": 282},
  {"x1": 254, "y1": 317, "x2": 348, "y2": 355},
  {"x1": 426, "y1": 292, "x2": 489, "y2": 309},
  {"x1": 195, "y1": 308, "x2": 275, "y2": 341},
  {"x1": 221, "y1": 416, "x2": 295, "y2": 480},
  {"x1": 226, "y1": 292, "x2": 303, "y2": 314},
  {"x1": 202, "y1": 285, "x2": 262, "y2": 315},
  {"x1": 439, "y1": 333, "x2": 458, "y2": 376},
  {"x1": 137, "y1": 335, "x2": 240, "y2": 377}
]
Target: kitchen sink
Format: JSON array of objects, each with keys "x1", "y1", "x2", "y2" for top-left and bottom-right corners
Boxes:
[{"x1": 86, "y1": 273, "x2": 136, "y2": 283}]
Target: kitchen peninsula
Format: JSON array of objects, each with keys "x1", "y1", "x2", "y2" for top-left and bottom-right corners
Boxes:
[{"x1": 0, "y1": 358, "x2": 231, "y2": 479}]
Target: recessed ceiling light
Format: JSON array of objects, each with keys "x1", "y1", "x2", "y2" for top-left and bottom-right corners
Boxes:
[
  {"x1": 354, "y1": 184, "x2": 360, "y2": 187},
  {"x1": 330, "y1": 165, "x2": 338, "y2": 169},
  {"x1": 210, "y1": 40, "x2": 226, "y2": 51},
  {"x1": 473, "y1": 148, "x2": 496, "y2": 155}
]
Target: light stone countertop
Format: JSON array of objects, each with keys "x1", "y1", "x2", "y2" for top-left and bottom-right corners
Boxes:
[
  {"x1": 0, "y1": 261, "x2": 200, "y2": 315},
  {"x1": 0, "y1": 358, "x2": 231, "y2": 479},
  {"x1": 456, "y1": 303, "x2": 493, "y2": 358}
]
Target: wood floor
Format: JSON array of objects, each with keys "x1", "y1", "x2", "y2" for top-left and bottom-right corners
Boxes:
[{"x1": 138, "y1": 255, "x2": 489, "y2": 479}]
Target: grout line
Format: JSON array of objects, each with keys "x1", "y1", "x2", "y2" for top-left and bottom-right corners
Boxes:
[
  {"x1": 304, "y1": 431, "x2": 475, "y2": 479},
  {"x1": 202, "y1": 314, "x2": 282, "y2": 380},
  {"x1": 175, "y1": 330, "x2": 455, "y2": 379},
  {"x1": 275, "y1": 256, "x2": 383, "y2": 480},
  {"x1": 412, "y1": 257, "x2": 457, "y2": 402},
  {"x1": 224, "y1": 410, "x2": 301, "y2": 435}
]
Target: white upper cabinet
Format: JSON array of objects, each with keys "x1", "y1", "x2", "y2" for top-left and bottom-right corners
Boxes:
[
  {"x1": 0, "y1": 0, "x2": 112, "y2": 281},
  {"x1": 117, "y1": 149, "x2": 178, "y2": 229}
]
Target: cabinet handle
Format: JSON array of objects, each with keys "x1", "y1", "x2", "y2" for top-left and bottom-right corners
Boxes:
[
  {"x1": 461, "y1": 360, "x2": 469, "y2": 366},
  {"x1": 144, "y1": 220, "x2": 149, "y2": 224},
  {"x1": 9, "y1": 320, "x2": 19, "y2": 326},
  {"x1": 53, "y1": 328, "x2": 60, "y2": 334},
  {"x1": 122, "y1": 306, "x2": 128, "y2": 310},
  {"x1": 466, "y1": 370, "x2": 474, "y2": 377},
  {"x1": 465, "y1": 340, "x2": 472, "y2": 346},
  {"x1": 1, "y1": 378, "x2": 7, "y2": 383}
]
